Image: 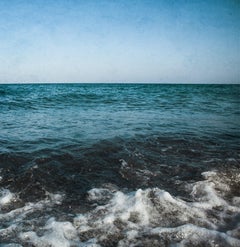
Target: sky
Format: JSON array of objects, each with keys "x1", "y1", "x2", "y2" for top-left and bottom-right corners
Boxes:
[{"x1": 0, "y1": 0, "x2": 239, "y2": 83}]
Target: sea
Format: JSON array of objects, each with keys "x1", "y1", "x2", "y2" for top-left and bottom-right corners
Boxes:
[{"x1": 0, "y1": 83, "x2": 239, "y2": 247}]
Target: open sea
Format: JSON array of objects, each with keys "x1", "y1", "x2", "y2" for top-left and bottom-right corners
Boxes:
[{"x1": 0, "y1": 83, "x2": 240, "y2": 247}]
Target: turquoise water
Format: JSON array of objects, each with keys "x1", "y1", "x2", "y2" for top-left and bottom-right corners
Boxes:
[
  {"x1": 1, "y1": 84, "x2": 239, "y2": 148},
  {"x1": 0, "y1": 83, "x2": 239, "y2": 246}
]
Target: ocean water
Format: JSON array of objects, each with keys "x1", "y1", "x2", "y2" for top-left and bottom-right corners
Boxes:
[{"x1": 0, "y1": 83, "x2": 239, "y2": 247}]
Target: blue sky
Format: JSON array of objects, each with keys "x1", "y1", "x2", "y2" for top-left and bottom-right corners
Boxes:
[{"x1": 0, "y1": 0, "x2": 239, "y2": 83}]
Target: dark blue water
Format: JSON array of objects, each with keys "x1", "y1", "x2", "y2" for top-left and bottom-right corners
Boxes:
[{"x1": 0, "y1": 83, "x2": 239, "y2": 246}]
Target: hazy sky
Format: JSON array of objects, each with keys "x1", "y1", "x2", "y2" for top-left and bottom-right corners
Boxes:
[{"x1": 0, "y1": 0, "x2": 239, "y2": 83}]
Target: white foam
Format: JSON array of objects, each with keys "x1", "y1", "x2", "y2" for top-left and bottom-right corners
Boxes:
[
  {"x1": 190, "y1": 181, "x2": 228, "y2": 209},
  {"x1": 72, "y1": 170, "x2": 240, "y2": 245},
  {"x1": 72, "y1": 187, "x2": 214, "y2": 245},
  {"x1": 0, "y1": 189, "x2": 16, "y2": 206},
  {"x1": 0, "y1": 192, "x2": 63, "y2": 222},
  {"x1": 20, "y1": 218, "x2": 102, "y2": 247},
  {"x1": 0, "y1": 190, "x2": 64, "y2": 245},
  {"x1": 87, "y1": 188, "x2": 113, "y2": 202},
  {"x1": 150, "y1": 224, "x2": 240, "y2": 246},
  {"x1": 45, "y1": 191, "x2": 64, "y2": 205},
  {"x1": 20, "y1": 218, "x2": 79, "y2": 247},
  {"x1": 1, "y1": 170, "x2": 240, "y2": 246}
]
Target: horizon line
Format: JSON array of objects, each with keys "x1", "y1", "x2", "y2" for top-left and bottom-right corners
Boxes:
[{"x1": 0, "y1": 81, "x2": 239, "y2": 85}]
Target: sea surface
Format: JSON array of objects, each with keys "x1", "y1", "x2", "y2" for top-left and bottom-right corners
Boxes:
[{"x1": 0, "y1": 83, "x2": 239, "y2": 247}]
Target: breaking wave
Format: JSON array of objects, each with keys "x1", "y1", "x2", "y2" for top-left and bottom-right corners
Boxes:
[{"x1": 1, "y1": 170, "x2": 240, "y2": 246}]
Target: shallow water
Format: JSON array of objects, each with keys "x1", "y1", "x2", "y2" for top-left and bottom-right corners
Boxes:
[{"x1": 0, "y1": 83, "x2": 239, "y2": 246}]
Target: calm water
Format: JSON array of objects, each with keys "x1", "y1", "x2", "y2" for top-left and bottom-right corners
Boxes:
[{"x1": 0, "y1": 83, "x2": 240, "y2": 246}]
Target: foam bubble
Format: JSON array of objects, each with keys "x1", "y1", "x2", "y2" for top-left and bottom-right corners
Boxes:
[
  {"x1": 72, "y1": 170, "x2": 240, "y2": 245},
  {"x1": 20, "y1": 218, "x2": 79, "y2": 247},
  {"x1": 0, "y1": 190, "x2": 64, "y2": 245},
  {"x1": 0, "y1": 189, "x2": 16, "y2": 206},
  {"x1": 87, "y1": 188, "x2": 113, "y2": 202}
]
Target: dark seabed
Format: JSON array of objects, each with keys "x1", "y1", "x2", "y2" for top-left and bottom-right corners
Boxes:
[{"x1": 0, "y1": 83, "x2": 240, "y2": 246}]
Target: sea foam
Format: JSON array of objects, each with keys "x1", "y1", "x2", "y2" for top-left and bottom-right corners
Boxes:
[{"x1": 0, "y1": 170, "x2": 239, "y2": 246}]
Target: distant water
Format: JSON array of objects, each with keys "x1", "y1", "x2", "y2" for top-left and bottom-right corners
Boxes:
[{"x1": 0, "y1": 83, "x2": 239, "y2": 246}]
